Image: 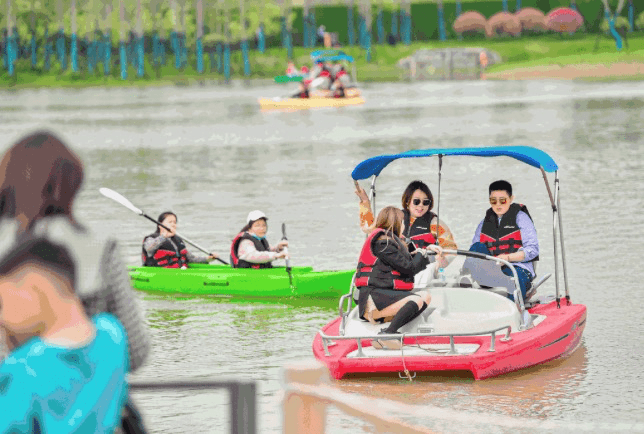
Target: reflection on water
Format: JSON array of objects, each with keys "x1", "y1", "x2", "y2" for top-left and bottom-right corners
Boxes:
[{"x1": 1, "y1": 80, "x2": 643, "y2": 432}]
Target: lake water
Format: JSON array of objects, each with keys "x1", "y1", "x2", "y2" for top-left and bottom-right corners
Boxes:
[{"x1": 1, "y1": 80, "x2": 643, "y2": 433}]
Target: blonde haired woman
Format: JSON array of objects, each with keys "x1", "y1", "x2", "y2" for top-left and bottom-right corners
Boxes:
[{"x1": 354, "y1": 206, "x2": 447, "y2": 349}]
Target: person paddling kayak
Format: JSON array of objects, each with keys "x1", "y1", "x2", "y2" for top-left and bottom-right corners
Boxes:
[
  {"x1": 230, "y1": 210, "x2": 289, "y2": 269},
  {"x1": 142, "y1": 212, "x2": 219, "y2": 268}
]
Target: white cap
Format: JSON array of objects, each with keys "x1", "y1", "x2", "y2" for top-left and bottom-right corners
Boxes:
[{"x1": 247, "y1": 210, "x2": 267, "y2": 224}]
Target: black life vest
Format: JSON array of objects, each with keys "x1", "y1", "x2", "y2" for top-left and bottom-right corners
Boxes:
[
  {"x1": 403, "y1": 210, "x2": 437, "y2": 249},
  {"x1": 355, "y1": 229, "x2": 415, "y2": 291},
  {"x1": 230, "y1": 232, "x2": 273, "y2": 269},
  {"x1": 480, "y1": 203, "x2": 539, "y2": 261},
  {"x1": 142, "y1": 234, "x2": 188, "y2": 268}
]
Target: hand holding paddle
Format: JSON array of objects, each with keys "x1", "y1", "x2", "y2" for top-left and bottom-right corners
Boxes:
[
  {"x1": 99, "y1": 187, "x2": 228, "y2": 265},
  {"x1": 281, "y1": 223, "x2": 294, "y2": 288}
]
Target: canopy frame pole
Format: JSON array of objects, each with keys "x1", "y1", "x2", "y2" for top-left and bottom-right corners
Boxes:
[
  {"x1": 556, "y1": 183, "x2": 570, "y2": 303},
  {"x1": 540, "y1": 167, "x2": 556, "y2": 211},
  {"x1": 369, "y1": 175, "x2": 377, "y2": 217},
  {"x1": 549, "y1": 170, "x2": 561, "y2": 308},
  {"x1": 435, "y1": 155, "x2": 443, "y2": 245}
]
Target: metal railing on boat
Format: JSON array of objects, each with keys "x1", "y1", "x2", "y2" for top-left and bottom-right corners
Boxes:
[
  {"x1": 319, "y1": 325, "x2": 513, "y2": 357},
  {"x1": 129, "y1": 380, "x2": 256, "y2": 434}
]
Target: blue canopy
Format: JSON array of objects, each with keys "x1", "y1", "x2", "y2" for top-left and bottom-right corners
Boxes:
[
  {"x1": 351, "y1": 146, "x2": 558, "y2": 180},
  {"x1": 310, "y1": 50, "x2": 354, "y2": 63},
  {"x1": 311, "y1": 49, "x2": 345, "y2": 58}
]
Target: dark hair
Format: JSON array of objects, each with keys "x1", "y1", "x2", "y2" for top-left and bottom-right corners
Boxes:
[
  {"x1": 0, "y1": 237, "x2": 76, "y2": 288},
  {"x1": 0, "y1": 131, "x2": 84, "y2": 230},
  {"x1": 489, "y1": 180, "x2": 512, "y2": 197},
  {"x1": 155, "y1": 211, "x2": 177, "y2": 235},
  {"x1": 401, "y1": 180, "x2": 434, "y2": 212}
]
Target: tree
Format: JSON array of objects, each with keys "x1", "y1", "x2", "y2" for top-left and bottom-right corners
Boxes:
[
  {"x1": 599, "y1": 0, "x2": 626, "y2": 50},
  {"x1": 358, "y1": 0, "x2": 371, "y2": 60}
]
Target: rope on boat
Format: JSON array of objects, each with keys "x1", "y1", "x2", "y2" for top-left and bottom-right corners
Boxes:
[{"x1": 399, "y1": 333, "x2": 416, "y2": 381}]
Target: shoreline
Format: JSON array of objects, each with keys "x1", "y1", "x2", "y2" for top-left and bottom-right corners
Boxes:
[
  {"x1": 483, "y1": 62, "x2": 644, "y2": 81},
  {"x1": 1, "y1": 64, "x2": 641, "y2": 92},
  {"x1": 2, "y1": 34, "x2": 643, "y2": 90}
]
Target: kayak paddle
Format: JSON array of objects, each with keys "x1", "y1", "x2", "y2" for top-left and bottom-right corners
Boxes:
[
  {"x1": 99, "y1": 187, "x2": 229, "y2": 265},
  {"x1": 281, "y1": 222, "x2": 294, "y2": 288}
]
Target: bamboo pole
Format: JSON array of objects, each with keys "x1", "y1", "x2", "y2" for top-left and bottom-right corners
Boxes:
[
  {"x1": 103, "y1": 2, "x2": 111, "y2": 75},
  {"x1": 224, "y1": 1, "x2": 230, "y2": 80},
  {"x1": 196, "y1": 0, "x2": 203, "y2": 73},
  {"x1": 136, "y1": 0, "x2": 143, "y2": 76},
  {"x1": 71, "y1": 0, "x2": 78, "y2": 72},
  {"x1": 119, "y1": 0, "x2": 127, "y2": 79},
  {"x1": 7, "y1": 0, "x2": 14, "y2": 76}
]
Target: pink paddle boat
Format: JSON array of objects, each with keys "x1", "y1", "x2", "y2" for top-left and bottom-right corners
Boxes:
[{"x1": 312, "y1": 146, "x2": 587, "y2": 380}]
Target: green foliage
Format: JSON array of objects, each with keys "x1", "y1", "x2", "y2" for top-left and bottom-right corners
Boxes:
[
  {"x1": 637, "y1": 11, "x2": 644, "y2": 31},
  {"x1": 600, "y1": 16, "x2": 630, "y2": 33},
  {"x1": 2, "y1": 33, "x2": 644, "y2": 88},
  {"x1": 2, "y1": 0, "x2": 638, "y2": 56}
]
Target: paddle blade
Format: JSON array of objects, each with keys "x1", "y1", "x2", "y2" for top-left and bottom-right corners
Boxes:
[{"x1": 99, "y1": 188, "x2": 143, "y2": 215}]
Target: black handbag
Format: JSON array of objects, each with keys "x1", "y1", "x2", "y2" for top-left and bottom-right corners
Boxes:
[{"x1": 121, "y1": 398, "x2": 148, "y2": 434}]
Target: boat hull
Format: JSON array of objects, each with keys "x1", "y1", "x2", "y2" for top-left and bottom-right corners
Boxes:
[
  {"x1": 129, "y1": 264, "x2": 354, "y2": 298},
  {"x1": 313, "y1": 300, "x2": 587, "y2": 380},
  {"x1": 259, "y1": 89, "x2": 364, "y2": 111}
]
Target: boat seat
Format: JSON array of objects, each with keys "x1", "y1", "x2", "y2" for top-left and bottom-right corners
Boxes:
[
  {"x1": 457, "y1": 275, "x2": 512, "y2": 298},
  {"x1": 463, "y1": 257, "x2": 517, "y2": 294},
  {"x1": 422, "y1": 288, "x2": 522, "y2": 335}
]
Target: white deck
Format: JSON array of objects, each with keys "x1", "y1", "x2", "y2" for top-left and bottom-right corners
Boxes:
[{"x1": 343, "y1": 287, "x2": 523, "y2": 338}]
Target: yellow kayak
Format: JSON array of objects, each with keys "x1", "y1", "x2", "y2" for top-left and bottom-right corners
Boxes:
[{"x1": 259, "y1": 89, "x2": 364, "y2": 111}]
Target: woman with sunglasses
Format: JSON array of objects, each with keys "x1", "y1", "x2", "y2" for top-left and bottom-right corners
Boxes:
[
  {"x1": 355, "y1": 180, "x2": 457, "y2": 288},
  {"x1": 468, "y1": 180, "x2": 539, "y2": 301},
  {"x1": 355, "y1": 180, "x2": 457, "y2": 251}
]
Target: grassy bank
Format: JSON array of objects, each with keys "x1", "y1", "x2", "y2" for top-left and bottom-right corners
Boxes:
[{"x1": 1, "y1": 33, "x2": 643, "y2": 89}]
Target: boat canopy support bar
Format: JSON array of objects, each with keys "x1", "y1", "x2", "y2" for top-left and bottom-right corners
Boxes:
[
  {"x1": 541, "y1": 168, "x2": 572, "y2": 305},
  {"x1": 540, "y1": 167, "x2": 557, "y2": 211},
  {"x1": 369, "y1": 175, "x2": 377, "y2": 218},
  {"x1": 436, "y1": 155, "x2": 443, "y2": 245},
  {"x1": 557, "y1": 176, "x2": 570, "y2": 304},
  {"x1": 552, "y1": 173, "x2": 562, "y2": 307},
  {"x1": 339, "y1": 274, "x2": 357, "y2": 336}
]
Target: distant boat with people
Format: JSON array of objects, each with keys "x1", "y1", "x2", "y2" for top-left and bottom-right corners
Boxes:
[{"x1": 260, "y1": 50, "x2": 364, "y2": 111}]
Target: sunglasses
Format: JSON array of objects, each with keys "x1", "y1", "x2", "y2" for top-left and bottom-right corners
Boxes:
[
  {"x1": 412, "y1": 199, "x2": 431, "y2": 206},
  {"x1": 489, "y1": 198, "x2": 508, "y2": 205}
]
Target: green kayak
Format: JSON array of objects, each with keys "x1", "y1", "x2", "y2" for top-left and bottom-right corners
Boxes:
[
  {"x1": 274, "y1": 75, "x2": 304, "y2": 83},
  {"x1": 128, "y1": 264, "x2": 354, "y2": 298}
]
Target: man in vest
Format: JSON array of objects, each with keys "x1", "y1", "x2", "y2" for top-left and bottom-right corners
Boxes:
[{"x1": 467, "y1": 180, "x2": 539, "y2": 302}]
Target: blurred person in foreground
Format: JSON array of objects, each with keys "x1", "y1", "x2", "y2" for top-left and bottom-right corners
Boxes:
[
  {"x1": 0, "y1": 237, "x2": 129, "y2": 432},
  {"x1": 0, "y1": 130, "x2": 149, "y2": 370}
]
